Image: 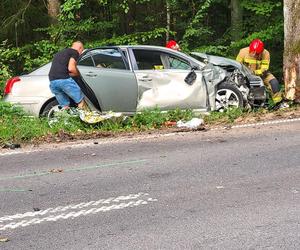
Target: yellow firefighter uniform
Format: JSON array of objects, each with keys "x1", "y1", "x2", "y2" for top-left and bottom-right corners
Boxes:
[{"x1": 236, "y1": 47, "x2": 282, "y2": 104}]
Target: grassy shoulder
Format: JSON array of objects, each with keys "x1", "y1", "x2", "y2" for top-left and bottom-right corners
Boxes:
[{"x1": 1, "y1": 101, "x2": 300, "y2": 146}]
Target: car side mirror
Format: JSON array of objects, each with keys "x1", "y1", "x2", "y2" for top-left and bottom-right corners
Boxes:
[{"x1": 184, "y1": 69, "x2": 197, "y2": 85}]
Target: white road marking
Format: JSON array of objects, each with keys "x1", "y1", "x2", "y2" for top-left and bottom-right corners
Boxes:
[
  {"x1": 0, "y1": 192, "x2": 157, "y2": 231},
  {"x1": 211, "y1": 117, "x2": 300, "y2": 130}
]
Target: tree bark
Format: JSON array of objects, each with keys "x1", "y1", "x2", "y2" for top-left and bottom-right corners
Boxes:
[
  {"x1": 166, "y1": 0, "x2": 171, "y2": 42},
  {"x1": 283, "y1": 0, "x2": 300, "y2": 101},
  {"x1": 230, "y1": 0, "x2": 243, "y2": 42},
  {"x1": 48, "y1": 0, "x2": 61, "y2": 23}
]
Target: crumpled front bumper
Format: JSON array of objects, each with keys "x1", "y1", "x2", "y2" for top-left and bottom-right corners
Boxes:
[{"x1": 247, "y1": 75, "x2": 267, "y2": 106}]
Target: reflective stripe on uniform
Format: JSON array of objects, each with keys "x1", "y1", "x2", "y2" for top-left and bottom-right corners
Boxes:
[
  {"x1": 255, "y1": 69, "x2": 262, "y2": 75},
  {"x1": 272, "y1": 93, "x2": 283, "y2": 104},
  {"x1": 236, "y1": 56, "x2": 243, "y2": 63},
  {"x1": 261, "y1": 60, "x2": 269, "y2": 71},
  {"x1": 244, "y1": 58, "x2": 258, "y2": 64}
]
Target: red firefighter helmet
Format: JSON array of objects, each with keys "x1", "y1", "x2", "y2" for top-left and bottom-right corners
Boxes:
[
  {"x1": 166, "y1": 40, "x2": 180, "y2": 50},
  {"x1": 249, "y1": 39, "x2": 264, "y2": 54}
]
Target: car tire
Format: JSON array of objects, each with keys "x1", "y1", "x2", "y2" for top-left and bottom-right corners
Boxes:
[
  {"x1": 215, "y1": 82, "x2": 244, "y2": 112},
  {"x1": 41, "y1": 99, "x2": 60, "y2": 118}
]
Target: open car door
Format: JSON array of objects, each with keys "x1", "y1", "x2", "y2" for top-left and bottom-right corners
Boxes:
[{"x1": 78, "y1": 48, "x2": 138, "y2": 113}]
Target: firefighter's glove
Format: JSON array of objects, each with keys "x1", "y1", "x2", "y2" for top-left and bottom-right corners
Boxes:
[{"x1": 262, "y1": 70, "x2": 270, "y2": 78}]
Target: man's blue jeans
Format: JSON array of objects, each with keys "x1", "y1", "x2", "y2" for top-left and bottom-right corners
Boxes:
[{"x1": 50, "y1": 78, "x2": 84, "y2": 108}]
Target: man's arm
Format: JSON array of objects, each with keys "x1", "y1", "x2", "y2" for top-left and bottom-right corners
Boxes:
[
  {"x1": 236, "y1": 49, "x2": 244, "y2": 63},
  {"x1": 68, "y1": 57, "x2": 80, "y2": 77},
  {"x1": 256, "y1": 51, "x2": 270, "y2": 75}
]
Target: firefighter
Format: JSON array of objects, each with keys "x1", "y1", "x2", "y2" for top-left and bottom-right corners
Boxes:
[
  {"x1": 236, "y1": 39, "x2": 286, "y2": 107},
  {"x1": 166, "y1": 40, "x2": 181, "y2": 51}
]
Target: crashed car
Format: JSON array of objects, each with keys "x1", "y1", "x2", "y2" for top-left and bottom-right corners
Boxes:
[
  {"x1": 3, "y1": 45, "x2": 266, "y2": 117},
  {"x1": 190, "y1": 52, "x2": 266, "y2": 108}
]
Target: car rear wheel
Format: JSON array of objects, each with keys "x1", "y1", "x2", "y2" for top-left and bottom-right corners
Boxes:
[
  {"x1": 41, "y1": 99, "x2": 60, "y2": 119},
  {"x1": 215, "y1": 82, "x2": 244, "y2": 112}
]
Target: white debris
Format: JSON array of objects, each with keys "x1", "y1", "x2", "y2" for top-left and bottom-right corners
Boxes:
[{"x1": 176, "y1": 118, "x2": 204, "y2": 129}]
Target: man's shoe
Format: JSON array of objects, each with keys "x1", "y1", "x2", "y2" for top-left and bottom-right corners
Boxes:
[
  {"x1": 67, "y1": 107, "x2": 80, "y2": 116},
  {"x1": 279, "y1": 102, "x2": 290, "y2": 109},
  {"x1": 272, "y1": 101, "x2": 289, "y2": 110}
]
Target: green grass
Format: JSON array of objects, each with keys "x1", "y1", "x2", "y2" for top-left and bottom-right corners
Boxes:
[
  {"x1": 0, "y1": 103, "x2": 196, "y2": 144},
  {"x1": 202, "y1": 107, "x2": 245, "y2": 124},
  {"x1": 1, "y1": 101, "x2": 298, "y2": 145},
  {"x1": 0, "y1": 102, "x2": 49, "y2": 143}
]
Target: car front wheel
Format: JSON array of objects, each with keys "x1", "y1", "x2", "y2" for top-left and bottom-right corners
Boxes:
[{"x1": 215, "y1": 82, "x2": 244, "y2": 112}]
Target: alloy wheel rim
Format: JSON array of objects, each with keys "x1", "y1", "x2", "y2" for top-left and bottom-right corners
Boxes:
[
  {"x1": 47, "y1": 105, "x2": 60, "y2": 119},
  {"x1": 216, "y1": 89, "x2": 239, "y2": 111}
]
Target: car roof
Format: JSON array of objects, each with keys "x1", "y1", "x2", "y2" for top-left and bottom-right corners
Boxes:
[
  {"x1": 85, "y1": 45, "x2": 184, "y2": 54},
  {"x1": 27, "y1": 45, "x2": 206, "y2": 76}
]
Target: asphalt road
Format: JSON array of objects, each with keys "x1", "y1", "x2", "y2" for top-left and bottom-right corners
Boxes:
[{"x1": 0, "y1": 121, "x2": 299, "y2": 250}]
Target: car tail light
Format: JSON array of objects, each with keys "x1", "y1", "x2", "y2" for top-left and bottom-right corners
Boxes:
[{"x1": 4, "y1": 77, "x2": 21, "y2": 95}]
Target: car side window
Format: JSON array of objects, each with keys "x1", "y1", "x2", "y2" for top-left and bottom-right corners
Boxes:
[
  {"x1": 133, "y1": 49, "x2": 191, "y2": 70},
  {"x1": 90, "y1": 49, "x2": 127, "y2": 70},
  {"x1": 166, "y1": 55, "x2": 191, "y2": 70},
  {"x1": 133, "y1": 50, "x2": 164, "y2": 70},
  {"x1": 78, "y1": 53, "x2": 95, "y2": 67}
]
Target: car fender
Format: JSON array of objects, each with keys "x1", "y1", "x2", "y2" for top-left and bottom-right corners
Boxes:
[{"x1": 201, "y1": 63, "x2": 227, "y2": 111}]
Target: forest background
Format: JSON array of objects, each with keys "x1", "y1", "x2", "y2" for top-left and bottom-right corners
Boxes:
[{"x1": 0, "y1": 0, "x2": 283, "y2": 95}]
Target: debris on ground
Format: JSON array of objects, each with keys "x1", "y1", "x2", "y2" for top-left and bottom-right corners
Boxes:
[
  {"x1": 49, "y1": 168, "x2": 64, "y2": 173},
  {"x1": 176, "y1": 118, "x2": 204, "y2": 129},
  {"x1": 48, "y1": 108, "x2": 124, "y2": 126},
  {"x1": 78, "y1": 110, "x2": 123, "y2": 124},
  {"x1": 272, "y1": 101, "x2": 290, "y2": 111},
  {"x1": 164, "y1": 121, "x2": 177, "y2": 127},
  {"x1": 0, "y1": 237, "x2": 9, "y2": 242},
  {"x1": 2, "y1": 143, "x2": 21, "y2": 149}
]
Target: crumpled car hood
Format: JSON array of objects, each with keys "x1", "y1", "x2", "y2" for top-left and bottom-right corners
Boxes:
[{"x1": 191, "y1": 52, "x2": 242, "y2": 70}]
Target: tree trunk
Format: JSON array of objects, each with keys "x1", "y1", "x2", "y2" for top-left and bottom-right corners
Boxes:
[
  {"x1": 48, "y1": 0, "x2": 61, "y2": 23},
  {"x1": 166, "y1": 0, "x2": 171, "y2": 42},
  {"x1": 230, "y1": 0, "x2": 243, "y2": 42},
  {"x1": 283, "y1": 0, "x2": 300, "y2": 101}
]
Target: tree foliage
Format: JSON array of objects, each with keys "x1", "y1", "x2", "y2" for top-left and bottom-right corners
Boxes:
[{"x1": 0, "y1": 0, "x2": 284, "y2": 93}]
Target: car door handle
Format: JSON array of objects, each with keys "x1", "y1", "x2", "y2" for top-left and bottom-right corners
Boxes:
[
  {"x1": 85, "y1": 72, "x2": 97, "y2": 77},
  {"x1": 138, "y1": 76, "x2": 152, "y2": 82}
]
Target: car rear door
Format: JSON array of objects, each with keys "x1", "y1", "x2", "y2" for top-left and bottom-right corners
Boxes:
[
  {"x1": 77, "y1": 48, "x2": 138, "y2": 112},
  {"x1": 129, "y1": 48, "x2": 208, "y2": 111}
]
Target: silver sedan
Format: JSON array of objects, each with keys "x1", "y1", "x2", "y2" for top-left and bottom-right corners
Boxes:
[{"x1": 3, "y1": 45, "x2": 266, "y2": 117}]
